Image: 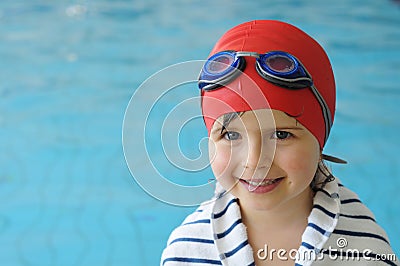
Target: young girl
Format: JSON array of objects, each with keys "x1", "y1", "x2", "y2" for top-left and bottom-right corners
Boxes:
[{"x1": 161, "y1": 20, "x2": 396, "y2": 266}]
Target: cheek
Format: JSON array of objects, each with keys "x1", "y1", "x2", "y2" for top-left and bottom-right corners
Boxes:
[
  {"x1": 292, "y1": 149, "x2": 317, "y2": 169},
  {"x1": 209, "y1": 140, "x2": 242, "y2": 189},
  {"x1": 210, "y1": 147, "x2": 241, "y2": 192},
  {"x1": 209, "y1": 144, "x2": 232, "y2": 178},
  {"x1": 279, "y1": 145, "x2": 319, "y2": 179}
]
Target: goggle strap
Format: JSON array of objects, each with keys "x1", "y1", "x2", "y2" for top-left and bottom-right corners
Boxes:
[
  {"x1": 322, "y1": 154, "x2": 348, "y2": 164},
  {"x1": 310, "y1": 85, "x2": 332, "y2": 143},
  {"x1": 301, "y1": 64, "x2": 332, "y2": 144}
]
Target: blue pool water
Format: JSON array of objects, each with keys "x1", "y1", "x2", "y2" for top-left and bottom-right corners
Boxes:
[{"x1": 1, "y1": 1, "x2": 399, "y2": 265}]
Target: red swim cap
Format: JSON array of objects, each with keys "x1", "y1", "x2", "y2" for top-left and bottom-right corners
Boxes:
[{"x1": 201, "y1": 20, "x2": 335, "y2": 148}]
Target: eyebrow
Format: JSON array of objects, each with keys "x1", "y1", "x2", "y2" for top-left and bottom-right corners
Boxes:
[
  {"x1": 210, "y1": 126, "x2": 303, "y2": 135},
  {"x1": 210, "y1": 125, "x2": 222, "y2": 134},
  {"x1": 211, "y1": 125, "x2": 231, "y2": 135},
  {"x1": 275, "y1": 127, "x2": 304, "y2": 131}
]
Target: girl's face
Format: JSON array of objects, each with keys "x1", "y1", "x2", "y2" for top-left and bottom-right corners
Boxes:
[{"x1": 208, "y1": 109, "x2": 320, "y2": 211}]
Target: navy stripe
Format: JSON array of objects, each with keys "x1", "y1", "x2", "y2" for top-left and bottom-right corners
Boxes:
[
  {"x1": 183, "y1": 219, "x2": 210, "y2": 226},
  {"x1": 341, "y1": 198, "x2": 361, "y2": 204},
  {"x1": 339, "y1": 213, "x2": 376, "y2": 222},
  {"x1": 247, "y1": 263, "x2": 256, "y2": 266},
  {"x1": 308, "y1": 222, "x2": 327, "y2": 235},
  {"x1": 224, "y1": 239, "x2": 249, "y2": 258},
  {"x1": 313, "y1": 204, "x2": 336, "y2": 218},
  {"x1": 320, "y1": 250, "x2": 396, "y2": 266},
  {"x1": 333, "y1": 229, "x2": 389, "y2": 244},
  {"x1": 315, "y1": 188, "x2": 331, "y2": 198},
  {"x1": 301, "y1": 241, "x2": 315, "y2": 250},
  {"x1": 163, "y1": 257, "x2": 222, "y2": 265},
  {"x1": 315, "y1": 189, "x2": 338, "y2": 199},
  {"x1": 212, "y1": 198, "x2": 238, "y2": 219},
  {"x1": 170, "y1": 237, "x2": 214, "y2": 245},
  {"x1": 215, "y1": 219, "x2": 242, "y2": 239}
]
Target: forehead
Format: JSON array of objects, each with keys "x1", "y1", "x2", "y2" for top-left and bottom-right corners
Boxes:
[{"x1": 213, "y1": 109, "x2": 298, "y2": 131}]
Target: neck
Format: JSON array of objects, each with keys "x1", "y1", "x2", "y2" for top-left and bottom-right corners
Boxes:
[{"x1": 240, "y1": 187, "x2": 314, "y2": 231}]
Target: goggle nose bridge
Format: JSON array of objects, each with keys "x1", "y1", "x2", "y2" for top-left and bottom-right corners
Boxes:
[{"x1": 235, "y1": 51, "x2": 261, "y2": 58}]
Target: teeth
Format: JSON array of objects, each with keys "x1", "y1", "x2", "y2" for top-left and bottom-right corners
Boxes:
[{"x1": 246, "y1": 178, "x2": 279, "y2": 186}]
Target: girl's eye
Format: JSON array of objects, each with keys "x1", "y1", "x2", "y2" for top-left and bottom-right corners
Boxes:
[
  {"x1": 272, "y1": 131, "x2": 293, "y2": 140},
  {"x1": 223, "y1": 131, "x2": 241, "y2": 141}
]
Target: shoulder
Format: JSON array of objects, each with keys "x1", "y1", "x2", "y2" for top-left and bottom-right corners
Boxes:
[
  {"x1": 336, "y1": 182, "x2": 387, "y2": 240},
  {"x1": 160, "y1": 200, "x2": 220, "y2": 265},
  {"x1": 167, "y1": 200, "x2": 214, "y2": 244},
  {"x1": 337, "y1": 182, "x2": 377, "y2": 222},
  {"x1": 324, "y1": 181, "x2": 397, "y2": 265}
]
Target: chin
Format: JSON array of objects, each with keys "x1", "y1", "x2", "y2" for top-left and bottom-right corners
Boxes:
[{"x1": 244, "y1": 198, "x2": 281, "y2": 211}]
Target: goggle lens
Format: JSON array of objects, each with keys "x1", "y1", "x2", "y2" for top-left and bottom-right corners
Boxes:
[
  {"x1": 265, "y1": 54, "x2": 295, "y2": 73},
  {"x1": 204, "y1": 52, "x2": 235, "y2": 75}
]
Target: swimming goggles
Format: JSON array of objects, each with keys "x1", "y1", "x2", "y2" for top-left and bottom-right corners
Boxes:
[{"x1": 198, "y1": 50, "x2": 332, "y2": 143}]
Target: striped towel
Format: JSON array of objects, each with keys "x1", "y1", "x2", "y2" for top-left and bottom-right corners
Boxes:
[{"x1": 161, "y1": 177, "x2": 397, "y2": 265}]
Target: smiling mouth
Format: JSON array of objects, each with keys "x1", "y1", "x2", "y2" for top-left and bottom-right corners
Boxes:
[{"x1": 239, "y1": 177, "x2": 284, "y2": 187}]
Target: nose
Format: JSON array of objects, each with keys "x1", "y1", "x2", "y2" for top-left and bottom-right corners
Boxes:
[{"x1": 243, "y1": 132, "x2": 274, "y2": 169}]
